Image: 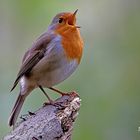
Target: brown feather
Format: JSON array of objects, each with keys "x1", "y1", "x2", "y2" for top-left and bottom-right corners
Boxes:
[
  {"x1": 11, "y1": 33, "x2": 55, "y2": 92},
  {"x1": 8, "y1": 94, "x2": 26, "y2": 126}
]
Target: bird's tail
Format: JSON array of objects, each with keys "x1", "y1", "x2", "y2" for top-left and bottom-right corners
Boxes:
[{"x1": 8, "y1": 93, "x2": 26, "y2": 127}]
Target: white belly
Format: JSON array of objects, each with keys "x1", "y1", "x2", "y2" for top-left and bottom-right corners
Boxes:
[
  {"x1": 29, "y1": 37, "x2": 79, "y2": 87},
  {"x1": 37, "y1": 58, "x2": 78, "y2": 87}
]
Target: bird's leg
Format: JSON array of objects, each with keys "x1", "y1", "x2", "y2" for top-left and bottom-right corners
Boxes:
[
  {"x1": 48, "y1": 87, "x2": 68, "y2": 96},
  {"x1": 39, "y1": 85, "x2": 53, "y2": 104},
  {"x1": 48, "y1": 87, "x2": 78, "y2": 97},
  {"x1": 39, "y1": 86, "x2": 65, "y2": 107}
]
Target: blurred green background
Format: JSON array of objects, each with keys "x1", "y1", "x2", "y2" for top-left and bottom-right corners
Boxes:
[{"x1": 0, "y1": 0, "x2": 140, "y2": 139}]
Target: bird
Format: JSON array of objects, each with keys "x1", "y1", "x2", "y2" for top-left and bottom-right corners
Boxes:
[{"x1": 9, "y1": 9, "x2": 83, "y2": 127}]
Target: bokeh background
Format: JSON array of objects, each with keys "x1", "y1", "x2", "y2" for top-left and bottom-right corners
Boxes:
[{"x1": 0, "y1": 0, "x2": 140, "y2": 139}]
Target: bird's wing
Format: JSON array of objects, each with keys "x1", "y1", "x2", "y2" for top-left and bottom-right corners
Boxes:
[{"x1": 11, "y1": 32, "x2": 54, "y2": 91}]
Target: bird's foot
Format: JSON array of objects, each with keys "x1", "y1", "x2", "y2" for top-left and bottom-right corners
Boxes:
[
  {"x1": 43, "y1": 99, "x2": 56, "y2": 106},
  {"x1": 43, "y1": 100, "x2": 65, "y2": 109},
  {"x1": 43, "y1": 91, "x2": 79, "y2": 109}
]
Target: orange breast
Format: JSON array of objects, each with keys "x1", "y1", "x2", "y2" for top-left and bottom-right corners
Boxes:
[{"x1": 56, "y1": 26, "x2": 83, "y2": 64}]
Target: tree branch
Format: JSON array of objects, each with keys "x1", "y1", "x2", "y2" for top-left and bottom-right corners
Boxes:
[{"x1": 3, "y1": 92, "x2": 81, "y2": 140}]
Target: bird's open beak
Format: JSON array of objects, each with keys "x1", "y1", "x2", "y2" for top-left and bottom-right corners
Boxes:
[
  {"x1": 73, "y1": 9, "x2": 78, "y2": 16},
  {"x1": 68, "y1": 9, "x2": 78, "y2": 26}
]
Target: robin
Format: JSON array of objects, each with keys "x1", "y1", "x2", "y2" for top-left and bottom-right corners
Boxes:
[{"x1": 9, "y1": 9, "x2": 83, "y2": 126}]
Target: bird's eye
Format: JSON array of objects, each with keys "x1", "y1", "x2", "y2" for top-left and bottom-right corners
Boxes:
[{"x1": 58, "y1": 18, "x2": 63, "y2": 23}]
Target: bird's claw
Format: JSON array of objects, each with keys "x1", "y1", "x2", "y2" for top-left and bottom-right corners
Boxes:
[{"x1": 43, "y1": 100, "x2": 65, "y2": 109}]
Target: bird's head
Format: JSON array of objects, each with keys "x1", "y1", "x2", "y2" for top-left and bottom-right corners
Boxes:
[{"x1": 49, "y1": 9, "x2": 80, "y2": 32}]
